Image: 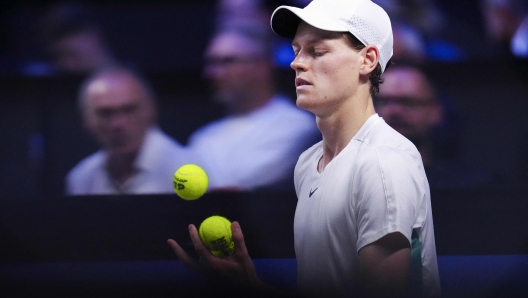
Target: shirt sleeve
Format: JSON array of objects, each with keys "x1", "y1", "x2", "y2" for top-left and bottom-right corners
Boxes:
[{"x1": 354, "y1": 145, "x2": 424, "y2": 251}]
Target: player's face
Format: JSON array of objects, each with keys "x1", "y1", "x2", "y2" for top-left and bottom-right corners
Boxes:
[
  {"x1": 83, "y1": 74, "x2": 155, "y2": 156},
  {"x1": 203, "y1": 33, "x2": 267, "y2": 109},
  {"x1": 375, "y1": 68, "x2": 442, "y2": 142},
  {"x1": 291, "y1": 21, "x2": 361, "y2": 117}
]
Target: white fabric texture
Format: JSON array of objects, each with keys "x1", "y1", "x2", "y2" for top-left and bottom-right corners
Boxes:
[
  {"x1": 294, "y1": 114, "x2": 440, "y2": 297},
  {"x1": 66, "y1": 127, "x2": 192, "y2": 195},
  {"x1": 188, "y1": 95, "x2": 319, "y2": 190}
]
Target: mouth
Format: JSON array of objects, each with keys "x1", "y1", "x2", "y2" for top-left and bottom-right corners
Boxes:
[{"x1": 295, "y1": 78, "x2": 311, "y2": 88}]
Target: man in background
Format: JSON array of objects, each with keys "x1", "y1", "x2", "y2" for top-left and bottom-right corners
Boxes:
[
  {"x1": 375, "y1": 65, "x2": 494, "y2": 188},
  {"x1": 187, "y1": 21, "x2": 320, "y2": 191},
  {"x1": 39, "y1": 1, "x2": 120, "y2": 75},
  {"x1": 481, "y1": 0, "x2": 528, "y2": 58},
  {"x1": 66, "y1": 67, "x2": 192, "y2": 194}
]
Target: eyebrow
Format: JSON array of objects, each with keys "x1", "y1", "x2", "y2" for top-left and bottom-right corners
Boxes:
[
  {"x1": 292, "y1": 31, "x2": 344, "y2": 48},
  {"x1": 292, "y1": 37, "x2": 325, "y2": 48}
]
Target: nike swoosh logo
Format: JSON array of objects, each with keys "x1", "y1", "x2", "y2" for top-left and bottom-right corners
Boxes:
[{"x1": 309, "y1": 187, "x2": 318, "y2": 198}]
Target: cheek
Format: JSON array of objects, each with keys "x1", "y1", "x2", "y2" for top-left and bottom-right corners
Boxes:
[
  {"x1": 229, "y1": 64, "x2": 249, "y2": 78},
  {"x1": 313, "y1": 64, "x2": 337, "y2": 90},
  {"x1": 319, "y1": 64, "x2": 355, "y2": 98},
  {"x1": 131, "y1": 114, "x2": 152, "y2": 133},
  {"x1": 86, "y1": 116, "x2": 104, "y2": 134}
]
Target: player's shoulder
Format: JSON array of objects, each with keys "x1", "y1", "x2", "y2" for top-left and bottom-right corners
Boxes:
[
  {"x1": 361, "y1": 117, "x2": 410, "y2": 144},
  {"x1": 360, "y1": 118, "x2": 419, "y2": 157},
  {"x1": 353, "y1": 118, "x2": 423, "y2": 172}
]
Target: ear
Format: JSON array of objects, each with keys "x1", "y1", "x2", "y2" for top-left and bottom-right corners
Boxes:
[{"x1": 359, "y1": 45, "x2": 380, "y2": 76}]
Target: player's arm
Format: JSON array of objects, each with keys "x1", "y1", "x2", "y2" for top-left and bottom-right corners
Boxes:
[{"x1": 358, "y1": 232, "x2": 411, "y2": 297}]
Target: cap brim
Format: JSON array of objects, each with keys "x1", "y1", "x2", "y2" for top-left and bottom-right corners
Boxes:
[{"x1": 271, "y1": 5, "x2": 348, "y2": 39}]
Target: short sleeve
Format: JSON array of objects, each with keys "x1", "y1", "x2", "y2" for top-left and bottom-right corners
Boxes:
[{"x1": 354, "y1": 145, "x2": 424, "y2": 251}]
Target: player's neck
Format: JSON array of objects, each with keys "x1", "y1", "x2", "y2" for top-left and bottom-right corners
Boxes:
[{"x1": 317, "y1": 94, "x2": 375, "y2": 171}]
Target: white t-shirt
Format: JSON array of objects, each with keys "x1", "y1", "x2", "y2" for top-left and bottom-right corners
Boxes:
[
  {"x1": 294, "y1": 114, "x2": 441, "y2": 297},
  {"x1": 188, "y1": 95, "x2": 319, "y2": 190},
  {"x1": 66, "y1": 127, "x2": 193, "y2": 195}
]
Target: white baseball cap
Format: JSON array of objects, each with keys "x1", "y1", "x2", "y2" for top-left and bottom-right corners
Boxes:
[{"x1": 270, "y1": 0, "x2": 393, "y2": 73}]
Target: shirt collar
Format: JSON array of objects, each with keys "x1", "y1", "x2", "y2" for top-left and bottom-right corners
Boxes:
[{"x1": 133, "y1": 126, "x2": 162, "y2": 173}]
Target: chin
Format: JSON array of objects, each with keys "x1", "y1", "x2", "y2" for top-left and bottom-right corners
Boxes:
[
  {"x1": 296, "y1": 95, "x2": 313, "y2": 110},
  {"x1": 296, "y1": 97, "x2": 321, "y2": 116}
]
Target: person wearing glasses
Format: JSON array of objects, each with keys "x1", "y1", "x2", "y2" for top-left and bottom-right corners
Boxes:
[
  {"x1": 66, "y1": 67, "x2": 193, "y2": 195},
  {"x1": 376, "y1": 65, "x2": 494, "y2": 189},
  {"x1": 187, "y1": 20, "x2": 319, "y2": 191}
]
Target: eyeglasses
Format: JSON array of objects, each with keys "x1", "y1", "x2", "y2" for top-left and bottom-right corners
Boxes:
[
  {"x1": 374, "y1": 96, "x2": 435, "y2": 110},
  {"x1": 204, "y1": 55, "x2": 264, "y2": 67},
  {"x1": 94, "y1": 103, "x2": 141, "y2": 122}
]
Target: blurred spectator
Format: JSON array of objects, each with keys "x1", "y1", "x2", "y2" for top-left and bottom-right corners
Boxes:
[
  {"x1": 391, "y1": 21, "x2": 427, "y2": 63},
  {"x1": 374, "y1": 0, "x2": 445, "y2": 36},
  {"x1": 375, "y1": 65, "x2": 495, "y2": 189},
  {"x1": 66, "y1": 67, "x2": 192, "y2": 195},
  {"x1": 215, "y1": 0, "x2": 270, "y2": 28},
  {"x1": 481, "y1": 0, "x2": 528, "y2": 58},
  {"x1": 187, "y1": 21, "x2": 320, "y2": 191},
  {"x1": 39, "y1": 1, "x2": 120, "y2": 75},
  {"x1": 215, "y1": 0, "x2": 290, "y2": 27},
  {"x1": 373, "y1": 0, "x2": 468, "y2": 61}
]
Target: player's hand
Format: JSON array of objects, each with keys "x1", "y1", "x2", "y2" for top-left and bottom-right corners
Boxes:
[{"x1": 167, "y1": 221, "x2": 263, "y2": 288}]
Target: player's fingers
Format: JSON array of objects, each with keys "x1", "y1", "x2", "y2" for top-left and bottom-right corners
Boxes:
[
  {"x1": 188, "y1": 225, "x2": 237, "y2": 273},
  {"x1": 231, "y1": 221, "x2": 250, "y2": 257},
  {"x1": 167, "y1": 239, "x2": 210, "y2": 275},
  {"x1": 167, "y1": 239, "x2": 201, "y2": 271},
  {"x1": 188, "y1": 224, "x2": 217, "y2": 261}
]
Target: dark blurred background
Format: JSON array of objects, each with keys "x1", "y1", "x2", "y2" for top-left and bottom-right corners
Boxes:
[
  {"x1": 1, "y1": 0, "x2": 528, "y2": 297},
  {"x1": 0, "y1": 0, "x2": 527, "y2": 199}
]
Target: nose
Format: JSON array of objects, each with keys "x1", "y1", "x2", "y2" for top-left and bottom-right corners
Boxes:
[
  {"x1": 290, "y1": 54, "x2": 307, "y2": 72},
  {"x1": 107, "y1": 111, "x2": 131, "y2": 130}
]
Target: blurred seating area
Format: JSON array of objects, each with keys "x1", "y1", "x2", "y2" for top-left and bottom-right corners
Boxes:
[{"x1": 1, "y1": 0, "x2": 528, "y2": 297}]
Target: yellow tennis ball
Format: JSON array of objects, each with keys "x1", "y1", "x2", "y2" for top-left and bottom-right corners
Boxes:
[
  {"x1": 199, "y1": 215, "x2": 235, "y2": 258},
  {"x1": 173, "y1": 164, "x2": 208, "y2": 200}
]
